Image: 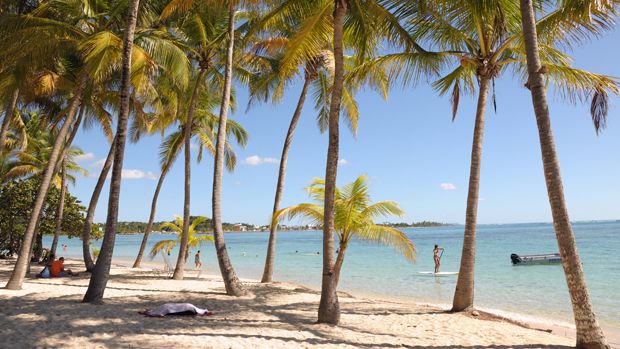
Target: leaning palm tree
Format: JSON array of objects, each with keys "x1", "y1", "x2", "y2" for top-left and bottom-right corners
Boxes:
[
  {"x1": 246, "y1": 34, "x2": 375, "y2": 283},
  {"x1": 160, "y1": 0, "x2": 261, "y2": 295},
  {"x1": 274, "y1": 175, "x2": 415, "y2": 287},
  {"x1": 255, "y1": 0, "x2": 416, "y2": 324},
  {"x1": 149, "y1": 215, "x2": 214, "y2": 262},
  {"x1": 519, "y1": 0, "x2": 615, "y2": 347},
  {"x1": 2, "y1": 0, "x2": 165, "y2": 290},
  {"x1": 83, "y1": 0, "x2": 142, "y2": 304},
  {"x1": 132, "y1": 105, "x2": 248, "y2": 270},
  {"x1": 1, "y1": 110, "x2": 87, "y2": 259},
  {"x1": 375, "y1": 0, "x2": 619, "y2": 312},
  {"x1": 211, "y1": 0, "x2": 247, "y2": 296}
]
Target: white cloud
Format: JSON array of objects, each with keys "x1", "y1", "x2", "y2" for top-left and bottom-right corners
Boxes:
[
  {"x1": 91, "y1": 158, "x2": 106, "y2": 168},
  {"x1": 75, "y1": 152, "x2": 95, "y2": 162},
  {"x1": 440, "y1": 183, "x2": 456, "y2": 190},
  {"x1": 338, "y1": 158, "x2": 348, "y2": 166},
  {"x1": 243, "y1": 155, "x2": 279, "y2": 165},
  {"x1": 122, "y1": 169, "x2": 157, "y2": 180}
]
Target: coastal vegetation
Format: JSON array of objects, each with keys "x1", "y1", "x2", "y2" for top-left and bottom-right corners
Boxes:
[
  {"x1": 0, "y1": 0, "x2": 618, "y2": 347},
  {"x1": 0, "y1": 177, "x2": 86, "y2": 259}
]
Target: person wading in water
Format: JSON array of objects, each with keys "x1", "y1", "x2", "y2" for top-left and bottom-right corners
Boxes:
[{"x1": 434, "y1": 244, "x2": 444, "y2": 273}]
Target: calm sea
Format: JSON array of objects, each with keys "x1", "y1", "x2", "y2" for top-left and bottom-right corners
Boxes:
[{"x1": 46, "y1": 221, "x2": 620, "y2": 331}]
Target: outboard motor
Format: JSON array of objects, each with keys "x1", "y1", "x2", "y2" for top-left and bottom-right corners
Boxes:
[{"x1": 510, "y1": 253, "x2": 521, "y2": 265}]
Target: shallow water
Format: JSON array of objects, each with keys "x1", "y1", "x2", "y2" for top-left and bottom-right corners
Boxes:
[{"x1": 47, "y1": 221, "x2": 620, "y2": 330}]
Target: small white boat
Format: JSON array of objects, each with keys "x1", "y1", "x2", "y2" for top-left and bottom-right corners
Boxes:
[{"x1": 510, "y1": 253, "x2": 561, "y2": 265}]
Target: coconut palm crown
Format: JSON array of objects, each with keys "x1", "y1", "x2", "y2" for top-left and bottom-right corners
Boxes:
[
  {"x1": 274, "y1": 175, "x2": 415, "y2": 286},
  {"x1": 149, "y1": 215, "x2": 214, "y2": 258}
]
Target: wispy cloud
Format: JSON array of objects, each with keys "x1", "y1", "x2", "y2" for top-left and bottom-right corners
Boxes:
[
  {"x1": 440, "y1": 183, "x2": 456, "y2": 190},
  {"x1": 242, "y1": 155, "x2": 279, "y2": 166},
  {"x1": 121, "y1": 169, "x2": 157, "y2": 180},
  {"x1": 91, "y1": 158, "x2": 106, "y2": 168},
  {"x1": 338, "y1": 158, "x2": 348, "y2": 166},
  {"x1": 75, "y1": 152, "x2": 95, "y2": 162}
]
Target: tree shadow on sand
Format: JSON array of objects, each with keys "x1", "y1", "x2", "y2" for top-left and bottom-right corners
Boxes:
[{"x1": 0, "y1": 267, "x2": 574, "y2": 349}]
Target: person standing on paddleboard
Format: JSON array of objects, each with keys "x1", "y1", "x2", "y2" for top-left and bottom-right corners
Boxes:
[{"x1": 434, "y1": 245, "x2": 444, "y2": 273}]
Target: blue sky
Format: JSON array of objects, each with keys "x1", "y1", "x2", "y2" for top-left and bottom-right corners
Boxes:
[{"x1": 69, "y1": 28, "x2": 620, "y2": 226}]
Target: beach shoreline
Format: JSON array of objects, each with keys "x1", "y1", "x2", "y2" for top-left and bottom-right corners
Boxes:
[
  {"x1": 106, "y1": 256, "x2": 620, "y2": 348},
  {"x1": 2, "y1": 258, "x2": 617, "y2": 348}
]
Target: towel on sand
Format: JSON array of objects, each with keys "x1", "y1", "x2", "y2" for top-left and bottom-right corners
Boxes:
[{"x1": 139, "y1": 303, "x2": 213, "y2": 317}]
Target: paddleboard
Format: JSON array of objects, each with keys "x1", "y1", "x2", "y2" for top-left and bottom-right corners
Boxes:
[{"x1": 417, "y1": 271, "x2": 458, "y2": 276}]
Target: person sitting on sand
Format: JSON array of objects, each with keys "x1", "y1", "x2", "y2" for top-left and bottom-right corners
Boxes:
[
  {"x1": 194, "y1": 250, "x2": 202, "y2": 269},
  {"x1": 37, "y1": 253, "x2": 55, "y2": 278},
  {"x1": 434, "y1": 245, "x2": 444, "y2": 273},
  {"x1": 50, "y1": 257, "x2": 78, "y2": 277}
]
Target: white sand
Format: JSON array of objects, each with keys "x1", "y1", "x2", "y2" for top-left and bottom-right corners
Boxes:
[{"x1": 0, "y1": 259, "x2": 578, "y2": 348}]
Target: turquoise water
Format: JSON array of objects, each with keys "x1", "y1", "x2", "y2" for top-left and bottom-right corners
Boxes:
[{"x1": 46, "y1": 221, "x2": 620, "y2": 330}]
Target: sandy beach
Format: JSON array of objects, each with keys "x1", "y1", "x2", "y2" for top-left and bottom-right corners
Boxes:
[{"x1": 0, "y1": 259, "x2": 586, "y2": 349}]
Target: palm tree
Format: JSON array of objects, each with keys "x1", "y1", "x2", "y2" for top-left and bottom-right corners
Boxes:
[
  {"x1": 83, "y1": 0, "x2": 142, "y2": 304},
  {"x1": 0, "y1": 90, "x2": 19, "y2": 151},
  {"x1": 132, "y1": 107, "x2": 248, "y2": 270},
  {"x1": 519, "y1": 1, "x2": 614, "y2": 347},
  {"x1": 1, "y1": 110, "x2": 87, "y2": 260},
  {"x1": 149, "y1": 215, "x2": 213, "y2": 261},
  {"x1": 274, "y1": 175, "x2": 415, "y2": 287},
  {"x1": 2, "y1": 0, "x2": 160, "y2": 289},
  {"x1": 211, "y1": 0, "x2": 247, "y2": 296},
  {"x1": 81, "y1": 139, "x2": 115, "y2": 271},
  {"x1": 255, "y1": 0, "x2": 414, "y2": 324},
  {"x1": 49, "y1": 159, "x2": 67, "y2": 256},
  {"x1": 246, "y1": 32, "x2": 375, "y2": 283},
  {"x1": 372, "y1": 0, "x2": 619, "y2": 312},
  {"x1": 4, "y1": 74, "x2": 86, "y2": 290}
]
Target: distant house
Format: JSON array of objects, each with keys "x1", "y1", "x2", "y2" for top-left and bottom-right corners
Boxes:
[{"x1": 231, "y1": 224, "x2": 246, "y2": 232}]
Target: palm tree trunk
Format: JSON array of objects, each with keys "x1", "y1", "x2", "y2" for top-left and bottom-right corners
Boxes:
[
  {"x1": 333, "y1": 242, "x2": 348, "y2": 288},
  {"x1": 0, "y1": 89, "x2": 19, "y2": 151},
  {"x1": 173, "y1": 68, "x2": 206, "y2": 280},
  {"x1": 83, "y1": 0, "x2": 140, "y2": 304},
  {"x1": 261, "y1": 76, "x2": 311, "y2": 283},
  {"x1": 318, "y1": 0, "x2": 347, "y2": 325},
  {"x1": 82, "y1": 139, "x2": 116, "y2": 271},
  {"x1": 33, "y1": 231, "x2": 43, "y2": 262},
  {"x1": 451, "y1": 77, "x2": 489, "y2": 312},
  {"x1": 4, "y1": 73, "x2": 88, "y2": 290},
  {"x1": 519, "y1": 2, "x2": 609, "y2": 347},
  {"x1": 211, "y1": 2, "x2": 246, "y2": 296},
  {"x1": 133, "y1": 165, "x2": 168, "y2": 268},
  {"x1": 50, "y1": 160, "x2": 67, "y2": 256}
]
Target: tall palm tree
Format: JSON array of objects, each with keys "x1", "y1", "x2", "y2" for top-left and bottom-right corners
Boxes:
[
  {"x1": 81, "y1": 139, "x2": 115, "y2": 271},
  {"x1": 2, "y1": 0, "x2": 161, "y2": 289},
  {"x1": 519, "y1": 0, "x2": 614, "y2": 347},
  {"x1": 83, "y1": 0, "x2": 142, "y2": 303},
  {"x1": 149, "y1": 215, "x2": 213, "y2": 260},
  {"x1": 1, "y1": 110, "x2": 87, "y2": 259},
  {"x1": 256, "y1": 0, "x2": 413, "y2": 324},
  {"x1": 211, "y1": 0, "x2": 247, "y2": 296},
  {"x1": 374, "y1": 0, "x2": 619, "y2": 312},
  {"x1": 133, "y1": 111, "x2": 248, "y2": 269},
  {"x1": 274, "y1": 175, "x2": 415, "y2": 287},
  {"x1": 49, "y1": 159, "x2": 67, "y2": 256},
  {"x1": 4, "y1": 75, "x2": 87, "y2": 289},
  {"x1": 246, "y1": 30, "x2": 375, "y2": 283}
]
